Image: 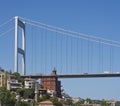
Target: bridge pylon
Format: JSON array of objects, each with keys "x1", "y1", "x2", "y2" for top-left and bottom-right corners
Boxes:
[{"x1": 14, "y1": 16, "x2": 26, "y2": 75}]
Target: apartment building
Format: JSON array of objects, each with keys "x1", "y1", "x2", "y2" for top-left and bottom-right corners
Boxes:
[
  {"x1": 24, "y1": 77, "x2": 36, "y2": 88},
  {"x1": 0, "y1": 69, "x2": 8, "y2": 88},
  {"x1": 41, "y1": 69, "x2": 61, "y2": 98}
]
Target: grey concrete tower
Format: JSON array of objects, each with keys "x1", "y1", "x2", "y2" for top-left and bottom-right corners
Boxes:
[{"x1": 14, "y1": 16, "x2": 26, "y2": 75}]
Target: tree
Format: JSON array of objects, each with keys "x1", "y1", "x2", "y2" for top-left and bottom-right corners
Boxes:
[
  {"x1": 64, "y1": 98, "x2": 73, "y2": 106},
  {"x1": 13, "y1": 72, "x2": 20, "y2": 77},
  {"x1": 86, "y1": 98, "x2": 92, "y2": 104},
  {"x1": 12, "y1": 72, "x2": 24, "y2": 85},
  {"x1": 101, "y1": 99, "x2": 109, "y2": 106},
  {"x1": 24, "y1": 88, "x2": 34, "y2": 99},
  {"x1": 50, "y1": 97, "x2": 63, "y2": 106},
  {"x1": 74, "y1": 101, "x2": 82, "y2": 106},
  {"x1": 17, "y1": 88, "x2": 35, "y2": 99},
  {"x1": 38, "y1": 94, "x2": 50, "y2": 102},
  {"x1": 16, "y1": 101, "x2": 29, "y2": 106},
  {"x1": 0, "y1": 87, "x2": 16, "y2": 106}
]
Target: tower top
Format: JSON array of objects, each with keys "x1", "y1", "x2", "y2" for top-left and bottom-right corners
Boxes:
[
  {"x1": 14, "y1": 16, "x2": 19, "y2": 19},
  {"x1": 52, "y1": 68, "x2": 57, "y2": 75}
]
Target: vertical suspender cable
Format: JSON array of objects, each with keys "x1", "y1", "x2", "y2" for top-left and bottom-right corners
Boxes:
[
  {"x1": 31, "y1": 25, "x2": 33, "y2": 74},
  {"x1": 81, "y1": 40, "x2": 83, "y2": 73},
  {"x1": 111, "y1": 46, "x2": 114, "y2": 72},
  {"x1": 33, "y1": 26, "x2": 35, "y2": 74},
  {"x1": 41, "y1": 28, "x2": 43, "y2": 74},
  {"x1": 44, "y1": 26, "x2": 47, "y2": 74},
  {"x1": 51, "y1": 31, "x2": 53, "y2": 71},
  {"x1": 66, "y1": 35, "x2": 68, "y2": 74},
  {"x1": 99, "y1": 40, "x2": 101, "y2": 73},
  {"x1": 101, "y1": 43, "x2": 103, "y2": 72},
  {"x1": 77, "y1": 38, "x2": 79, "y2": 73},
  {"x1": 71, "y1": 37, "x2": 73, "y2": 73},
  {"x1": 55, "y1": 28, "x2": 57, "y2": 71},
  {"x1": 88, "y1": 37, "x2": 90, "y2": 73},
  {"x1": 110, "y1": 44, "x2": 113, "y2": 73},
  {"x1": 91, "y1": 42, "x2": 93, "y2": 73},
  {"x1": 60, "y1": 35, "x2": 62, "y2": 74},
  {"x1": 34, "y1": 28, "x2": 37, "y2": 73}
]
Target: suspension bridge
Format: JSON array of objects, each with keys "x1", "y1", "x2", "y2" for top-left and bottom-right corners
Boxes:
[{"x1": 1, "y1": 16, "x2": 120, "y2": 78}]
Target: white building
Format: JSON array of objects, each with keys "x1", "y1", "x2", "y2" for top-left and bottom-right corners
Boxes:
[
  {"x1": 7, "y1": 78, "x2": 22, "y2": 91},
  {"x1": 24, "y1": 78, "x2": 36, "y2": 88},
  {"x1": 47, "y1": 89, "x2": 56, "y2": 97}
]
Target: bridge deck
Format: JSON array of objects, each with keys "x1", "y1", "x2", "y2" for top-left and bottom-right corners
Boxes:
[{"x1": 21, "y1": 73, "x2": 120, "y2": 79}]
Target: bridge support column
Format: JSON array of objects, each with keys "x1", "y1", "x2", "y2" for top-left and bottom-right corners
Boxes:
[{"x1": 14, "y1": 16, "x2": 26, "y2": 75}]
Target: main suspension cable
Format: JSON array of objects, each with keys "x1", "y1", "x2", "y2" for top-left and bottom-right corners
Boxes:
[
  {"x1": 19, "y1": 17, "x2": 120, "y2": 47},
  {"x1": 0, "y1": 17, "x2": 14, "y2": 28},
  {"x1": 0, "y1": 27, "x2": 14, "y2": 38}
]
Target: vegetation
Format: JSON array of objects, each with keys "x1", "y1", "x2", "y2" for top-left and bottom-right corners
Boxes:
[
  {"x1": 16, "y1": 101, "x2": 29, "y2": 106},
  {"x1": 86, "y1": 98, "x2": 92, "y2": 104},
  {"x1": 101, "y1": 99, "x2": 110, "y2": 106},
  {"x1": 64, "y1": 98, "x2": 73, "y2": 106},
  {"x1": 38, "y1": 94, "x2": 63, "y2": 106},
  {"x1": 0, "y1": 87, "x2": 16, "y2": 106},
  {"x1": 74, "y1": 101, "x2": 82, "y2": 106},
  {"x1": 50, "y1": 97, "x2": 63, "y2": 106},
  {"x1": 12, "y1": 72, "x2": 24, "y2": 84},
  {"x1": 16, "y1": 88, "x2": 35, "y2": 99},
  {"x1": 38, "y1": 94, "x2": 50, "y2": 102}
]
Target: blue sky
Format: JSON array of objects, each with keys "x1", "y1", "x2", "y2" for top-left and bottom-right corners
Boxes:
[{"x1": 0, "y1": 0, "x2": 120, "y2": 100}]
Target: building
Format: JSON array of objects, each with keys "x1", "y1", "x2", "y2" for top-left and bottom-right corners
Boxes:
[
  {"x1": 72, "y1": 97, "x2": 80, "y2": 104},
  {"x1": 38, "y1": 100, "x2": 54, "y2": 106},
  {"x1": 38, "y1": 89, "x2": 47, "y2": 97},
  {"x1": 0, "y1": 68, "x2": 22, "y2": 91},
  {"x1": 7, "y1": 75, "x2": 22, "y2": 91},
  {"x1": 24, "y1": 77, "x2": 36, "y2": 88},
  {"x1": 0, "y1": 69, "x2": 9, "y2": 88},
  {"x1": 40, "y1": 69, "x2": 61, "y2": 98},
  {"x1": 106, "y1": 99, "x2": 116, "y2": 106}
]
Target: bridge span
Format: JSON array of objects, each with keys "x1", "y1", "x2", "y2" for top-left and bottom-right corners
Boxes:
[{"x1": 21, "y1": 73, "x2": 120, "y2": 79}]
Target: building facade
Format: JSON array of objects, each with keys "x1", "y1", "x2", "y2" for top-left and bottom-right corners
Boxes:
[
  {"x1": 0, "y1": 69, "x2": 8, "y2": 88},
  {"x1": 7, "y1": 78, "x2": 22, "y2": 91},
  {"x1": 38, "y1": 100, "x2": 54, "y2": 106},
  {"x1": 40, "y1": 69, "x2": 61, "y2": 98},
  {"x1": 24, "y1": 78, "x2": 36, "y2": 88}
]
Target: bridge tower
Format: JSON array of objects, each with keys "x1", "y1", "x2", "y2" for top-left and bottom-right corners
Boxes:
[{"x1": 14, "y1": 16, "x2": 26, "y2": 75}]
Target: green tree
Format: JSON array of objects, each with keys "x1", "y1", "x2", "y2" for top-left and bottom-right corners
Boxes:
[
  {"x1": 86, "y1": 98, "x2": 92, "y2": 104},
  {"x1": 17, "y1": 88, "x2": 35, "y2": 99},
  {"x1": 16, "y1": 88, "x2": 25, "y2": 97},
  {"x1": 0, "y1": 87, "x2": 16, "y2": 106},
  {"x1": 24, "y1": 88, "x2": 34, "y2": 99},
  {"x1": 38, "y1": 94, "x2": 50, "y2": 102},
  {"x1": 12, "y1": 72, "x2": 24, "y2": 84},
  {"x1": 16, "y1": 101, "x2": 29, "y2": 106},
  {"x1": 13, "y1": 72, "x2": 20, "y2": 77},
  {"x1": 74, "y1": 101, "x2": 82, "y2": 106},
  {"x1": 64, "y1": 98, "x2": 73, "y2": 106},
  {"x1": 101, "y1": 99, "x2": 109, "y2": 106},
  {"x1": 50, "y1": 97, "x2": 63, "y2": 106}
]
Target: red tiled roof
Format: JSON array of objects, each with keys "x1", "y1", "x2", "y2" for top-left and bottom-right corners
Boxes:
[
  {"x1": 38, "y1": 100, "x2": 53, "y2": 105},
  {"x1": 24, "y1": 78, "x2": 36, "y2": 81}
]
